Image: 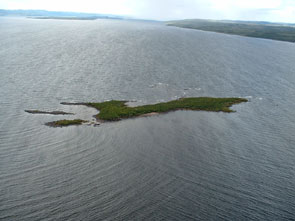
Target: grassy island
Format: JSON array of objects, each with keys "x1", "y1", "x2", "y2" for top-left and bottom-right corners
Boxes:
[
  {"x1": 82, "y1": 97, "x2": 247, "y2": 121},
  {"x1": 45, "y1": 119, "x2": 86, "y2": 127}
]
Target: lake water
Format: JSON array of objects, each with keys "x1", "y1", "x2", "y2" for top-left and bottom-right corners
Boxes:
[{"x1": 0, "y1": 17, "x2": 295, "y2": 220}]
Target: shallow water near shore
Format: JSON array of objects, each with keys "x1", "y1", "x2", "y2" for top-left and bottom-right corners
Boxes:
[{"x1": 0, "y1": 17, "x2": 295, "y2": 220}]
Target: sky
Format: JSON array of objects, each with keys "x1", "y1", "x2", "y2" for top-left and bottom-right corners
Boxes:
[{"x1": 0, "y1": 0, "x2": 294, "y2": 23}]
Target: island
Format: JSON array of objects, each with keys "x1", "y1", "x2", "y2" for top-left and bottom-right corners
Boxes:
[
  {"x1": 63, "y1": 97, "x2": 247, "y2": 121},
  {"x1": 28, "y1": 97, "x2": 247, "y2": 127},
  {"x1": 45, "y1": 119, "x2": 87, "y2": 127}
]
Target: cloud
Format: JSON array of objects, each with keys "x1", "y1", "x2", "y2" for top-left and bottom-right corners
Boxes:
[
  {"x1": 124, "y1": 0, "x2": 295, "y2": 22},
  {"x1": 0, "y1": 0, "x2": 294, "y2": 22},
  {"x1": 209, "y1": 0, "x2": 282, "y2": 10}
]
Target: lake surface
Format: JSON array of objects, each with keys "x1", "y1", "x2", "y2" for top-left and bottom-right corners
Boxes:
[{"x1": 0, "y1": 17, "x2": 295, "y2": 220}]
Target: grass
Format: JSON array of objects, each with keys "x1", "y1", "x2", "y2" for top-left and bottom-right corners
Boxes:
[
  {"x1": 45, "y1": 119, "x2": 87, "y2": 127},
  {"x1": 86, "y1": 97, "x2": 248, "y2": 121}
]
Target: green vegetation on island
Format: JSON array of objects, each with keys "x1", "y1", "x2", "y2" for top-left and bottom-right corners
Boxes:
[
  {"x1": 36, "y1": 97, "x2": 247, "y2": 127},
  {"x1": 167, "y1": 19, "x2": 295, "y2": 43},
  {"x1": 45, "y1": 119, "x2": 87, "y2": 127},
  {"x1": 82, "y1": 97, "x2": 247, "y2": 121}
]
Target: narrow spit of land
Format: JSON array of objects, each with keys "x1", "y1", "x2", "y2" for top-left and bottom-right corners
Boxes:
[
  {"x1": 25, "y1": 110, "x2": 73, "y2": 115},
  {"x1": 27, "y1": 97, "x2": 247, "y2": 127}
]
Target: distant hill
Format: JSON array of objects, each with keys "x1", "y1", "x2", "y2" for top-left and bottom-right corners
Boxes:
[
  {"x1": 220, "y1": 20, "x2": 295, "y2": 27},
  {"x1": 0, "y1": 9, "x2": 125, "y2": 20},
  {"x1": 167, "y1": 19, "x2": 295, "y2": 43}
]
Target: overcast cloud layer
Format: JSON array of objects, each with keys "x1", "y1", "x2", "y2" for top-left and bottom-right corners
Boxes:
[{"x1": 0, "y1": 0, "x2": 294, "y2": 22}]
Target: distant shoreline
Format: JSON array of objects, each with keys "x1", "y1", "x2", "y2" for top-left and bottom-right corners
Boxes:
[
  {"x1": 167, "y1": 19, "x2": 295, "y2": 43},
  {"x1": 28, "y1": 16, "x2": 122, "y2": 21},
  {"x1": 0, "y1": 9, "x2": 126, "y2": 20}
]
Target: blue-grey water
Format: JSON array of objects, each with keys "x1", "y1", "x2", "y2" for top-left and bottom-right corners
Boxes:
[{"x1": 0, "y1": 17, "x2": 295, "y2": 220}]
